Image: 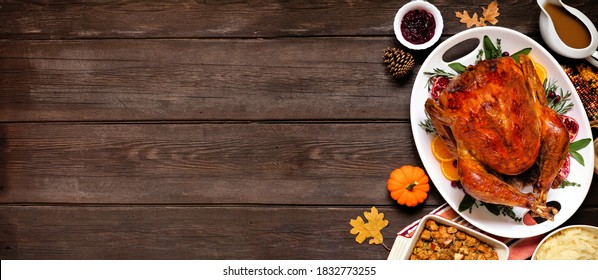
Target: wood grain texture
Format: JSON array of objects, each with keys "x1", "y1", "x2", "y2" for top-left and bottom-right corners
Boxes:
[
  {"x1": 1, "y1": 0, "x2": 597, "y2": 260},
  {"x1": 0, "y1": 0, "x2": 595, "y2": 39},
  {"x1": 0, "y1": 122, "x2": 450, "y2": 205},
  {"x1": 0, "y1": 205, "x2": 428, "y2": 260},
  {"x1": 2, "y1": 205, "x2": 596, "y2": 260},
  {"x1": 0, "y1": 37, "x2": 418, "y2": 122},
  {"x1": 5, "y1": 4, "x2": 594, "y2": 122},
  {"x1": 2, "y1": 120, "x2": 596, "y2": 205},
  {"x1": 0, "y1": 35, "x2": 565, "y2": 122}
]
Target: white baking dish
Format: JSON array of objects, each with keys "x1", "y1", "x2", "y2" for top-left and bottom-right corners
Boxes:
[{"x1": 388, "y1": 215, "x2": 509, "y2": 260}]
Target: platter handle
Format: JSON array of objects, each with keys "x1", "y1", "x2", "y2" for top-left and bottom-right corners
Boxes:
[{"x1": 435, "y1": 33, "x2": 486, "y2": 65}]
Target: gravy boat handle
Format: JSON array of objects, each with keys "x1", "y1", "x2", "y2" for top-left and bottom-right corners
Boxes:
[{"x1": 586, "y1": 51, "x2": 598, "y2": 68}]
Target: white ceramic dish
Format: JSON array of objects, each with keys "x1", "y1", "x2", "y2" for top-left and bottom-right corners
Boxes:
[
  {"x1": 532, "y1": 225, "x2": 598, "y2": 260},
  {"x1": 537, "y1": 0, "x2": 598, "y2": 60},
  {"x1": 410, "y1": 26, "x2": 594, "y2": 238},
  {"x1": 387, "y1": 215, "x2": 509, "y2": 260},
  {"x1": 393, "y1": 0, "x2": 443, "y2": 50},
  {"x1": 587, "y1": 51, "x2": 598, "y2": 68}
]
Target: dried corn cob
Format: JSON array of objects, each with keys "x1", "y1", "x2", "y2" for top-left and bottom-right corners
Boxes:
[
  {"x1": 563, "y1": 64, "x2": 598, "y2": 121},
  {"x1": 576, "y1": 63, "x2": 598, "y2": 91}
]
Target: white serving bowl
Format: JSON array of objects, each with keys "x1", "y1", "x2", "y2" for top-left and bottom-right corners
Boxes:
[
  {"x1": 532, "y1": 225, "x2": 598, "y2": 260},
  {"x1": 393, "y1": 0, "x2": 444, "y2": 50},
  {"x1": 388, "y1": 215, "x2": 509, "y2": 260}
]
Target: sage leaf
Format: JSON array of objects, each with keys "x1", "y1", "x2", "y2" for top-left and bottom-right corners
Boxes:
[
  {"x1": 570, "y1": 150, "x2": 584, "y2": 166},
  {"x1": 569, "y1": 138, "x2": 591, "y2": 152},
  {"x1": 482, "y1": 203, "x2": 500, "y2": 216},
  {"x1": 448, "y1": 62, "x2": 467, "y2": 73},
  {"x1": 483, "y1": 35, "x2": 498, "y2": 60},
  {"x1": 510, "y1": 48, "x2": 532, "y2": 63},
  {"x1": 459, "y1": 193, "x2": 476, "y2": 212},
  {"x1": 568, "y1": 136, "x2": 589, "y2": 166}
]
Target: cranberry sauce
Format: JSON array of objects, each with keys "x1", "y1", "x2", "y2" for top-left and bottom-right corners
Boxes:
[{"x1": 401, "y1": 9, "x2": 435, "y2": 45}]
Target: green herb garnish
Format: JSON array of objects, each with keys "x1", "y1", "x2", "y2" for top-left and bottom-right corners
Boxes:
[
  {"x1": 544, "y1": 79, "x2": 574, "y2": 115},
  {"x1": 483, "y1": 36, "x2": 501, "y2": 60},
  {"x1": 480, "y1": 202, "x2": 522, "y2": 222},
  {"x1": 424, "y1": 68, "x2": 456, "y2": 92},
  {"x1": 569, "y1": 138, "x2": 592, "y2": 166},
  {"x1": 510, "y1": 48, "x2": 532, "y2": 63},
  {"x1": 559, "y1": 179, "x2": 581, "y2": 188},
  {"x1": 458, "y1": 193, "x2": 477, "y2": 212},
  {"x1": 419, "y1": 118, "x2": 436, "y2": 134},
  {"x1": 448, "y1": 62, "x2": 467, "y2": 74}
]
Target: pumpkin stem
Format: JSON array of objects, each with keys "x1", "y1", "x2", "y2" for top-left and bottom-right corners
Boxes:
[{"x1": 405, "y1": 181, "x2": 417, "y2": 191}]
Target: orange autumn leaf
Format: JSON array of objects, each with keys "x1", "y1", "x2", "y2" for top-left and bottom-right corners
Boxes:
[
  {"x1": 456, "y1": 1, "x2": 500, "y2": 28},
  {"x1": 482, "y1": 1, "x2": 500, "y2": 25},
  {"x1": 349, "y1": 207, "x2": 389, "y2": 245},
  {"x1": 349, "y1": 216, "x2": 369, "y2": 244},
  {"x1": 456, "y1": 10, "x2": 484, "y2": 28},
  {"x1": 363, "y1": 207, "x2": 389, "y2": 245}
]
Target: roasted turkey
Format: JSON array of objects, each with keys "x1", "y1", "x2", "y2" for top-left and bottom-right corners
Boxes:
[{"x1": 425, "y1": 55, "x2": 570, "y2": 220}]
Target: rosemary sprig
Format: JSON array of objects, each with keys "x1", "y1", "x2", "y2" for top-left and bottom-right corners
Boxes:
[
  {"x1": 496, "y1": 38, "x2": 503, "y2": 58},
  {"x1": 475, "y1": 49, "x2": 484, "y2": 64},
  {"x1": 419, "y1": 118, "x2": 436, "y2": 134},
  {"x1": 423, "y1": 68, "x2": 456, "y2": 77},
  {"x1": 544, "y1": 78, "x2": 558, "y2": 93},
  {"x1": 559, "y1": 179, "x2": 581, "y2": 188},
  {"x1": 424, "y1": 68, "x2": 455, "y2": 91},
  {"x1": 544, "y1": 79, "x2": 574, "y2": 115}
]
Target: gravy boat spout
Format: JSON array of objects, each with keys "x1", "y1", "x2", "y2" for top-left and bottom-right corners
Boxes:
[{"x1": 537, "y1": 0, "x2": 598, "y2": 63}]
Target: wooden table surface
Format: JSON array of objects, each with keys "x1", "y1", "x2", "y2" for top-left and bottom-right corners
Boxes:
[{"x1": 1, "y1": 0, "x2": 597, "y2": 260}]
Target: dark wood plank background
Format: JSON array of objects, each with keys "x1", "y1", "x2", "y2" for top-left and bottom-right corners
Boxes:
[{"x1": 1, "y1": 0, "x2": 597, "y2": 259}]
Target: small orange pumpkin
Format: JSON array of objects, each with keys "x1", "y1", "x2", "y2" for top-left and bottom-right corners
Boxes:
[{"x1": 387, "y1": 165, "x2": 430, "y2": 207}]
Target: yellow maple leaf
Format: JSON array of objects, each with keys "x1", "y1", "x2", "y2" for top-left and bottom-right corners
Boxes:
[
  {"x1": 482, "y1": 1, "x2": 500, "y2": 25},
  {"x1": 456, "y1": 1, "x2": 500, "y2": 28},
  {"x1": 363, "y1": 207, "x2": 389, "y2": 245},
  {"x1": 456, "y1": 10, "x2": 484, "y2": 28},
  {"x1": 349, "y1": 216, "x2": 369, "y2": 244},
  {"x1": 349, "y1": 207, "x2": 389, "y2": 245}
]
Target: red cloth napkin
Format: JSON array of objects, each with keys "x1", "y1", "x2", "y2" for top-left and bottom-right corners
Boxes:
[{"x1": 396, "y1": 203, "x2": 545, "y2": 260}]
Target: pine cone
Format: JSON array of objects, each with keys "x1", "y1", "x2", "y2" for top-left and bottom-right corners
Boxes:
[{"x1": 384, "y1": 47, "x2": 415, "y2": 79}]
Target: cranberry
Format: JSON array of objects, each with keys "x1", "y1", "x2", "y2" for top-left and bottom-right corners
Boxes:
[
  {"x1": 548, "y1": 91, "x2": 557, "y2": 98},
  {"x1": 401, "y1": 9, "x2": 435, "y2": 45},
  {"x1": 554, "y1": 96, "x2": 561, "y2": 103},
  {"x1": 450, "y1": 181, "x2": 463, "y2": 189},
  {"x1": 502, "y1": 51, "x2": 510, "y2": 57}
]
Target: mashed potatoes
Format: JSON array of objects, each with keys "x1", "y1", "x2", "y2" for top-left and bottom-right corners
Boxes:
[{"x1": 534, "y1": 227, "x2": 598, "y2": 260}]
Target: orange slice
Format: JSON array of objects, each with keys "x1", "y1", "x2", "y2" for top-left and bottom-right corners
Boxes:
[
  {"x1": 529, "y1": 56, "x2": 547, "y2": 83},
  {"x1": 534, "y1": 62, "x2": 547, "y2": 83},
  {"x1": 441, "y1": 160, "x2": 460, "y2": 182},
  {"x1": 431, "y1": 135, "x2": 455, "y2": 162}
]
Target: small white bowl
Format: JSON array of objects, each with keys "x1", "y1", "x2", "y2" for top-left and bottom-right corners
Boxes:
[
  {"x1": 387, "y1": 215, "x2": 509, "y2": 260},
  {"x1": 393, "y1": 0, "x2": 444, "y2": 50},
  {"x1": 532, "y1": 225, "x2": 598, "y2": 260}
]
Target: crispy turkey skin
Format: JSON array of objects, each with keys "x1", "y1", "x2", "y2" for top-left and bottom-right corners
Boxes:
[{"x1": 425, "y1": 55, "x2": 569, "y2": 220}]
